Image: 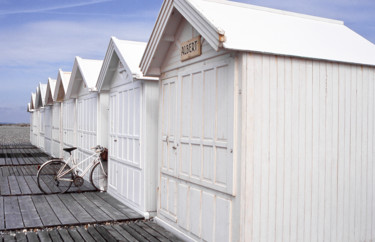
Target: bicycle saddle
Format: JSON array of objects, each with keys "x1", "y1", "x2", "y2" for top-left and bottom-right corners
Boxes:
[{"x1": 63, "y1": 147, "x2": 77, "y2": 153}]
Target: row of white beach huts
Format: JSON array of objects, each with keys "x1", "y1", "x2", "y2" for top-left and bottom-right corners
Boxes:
[{"x1": 27, "y1": 0, "x2": 375, "y2": 241}]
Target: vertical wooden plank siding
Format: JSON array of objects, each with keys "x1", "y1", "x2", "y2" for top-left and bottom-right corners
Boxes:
[{"x1": 244, "y1": 53, "x2": 375, "y2": 242}]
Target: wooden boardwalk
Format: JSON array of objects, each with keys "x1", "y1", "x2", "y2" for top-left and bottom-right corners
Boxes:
[
  {"x1": 0, "y1": 192, "x2": 143, "y2": 231},
  {"x1": 0, "y1": 220, "x2": 184, "y2": 241},
  {"x1": 0, "y1": 146, "x2": 51, "y2": 166},
  {"x1": 0, "y1": 143, "x2": 185, "y2": 241}
]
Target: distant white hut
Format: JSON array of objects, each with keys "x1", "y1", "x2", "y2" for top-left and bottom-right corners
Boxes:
[
  {"x1": 29, "y1": 93, "x2": 37, "y2": 145},
  {"x1": 27, "y1": 102, "x2": 33, "y2": 144},
  {"x1": 52, "y1": 70, "x2": 71, "y2": 158},
  {"x1": 35, "y1": 83, "x2": 47, "y2": 150},
  {"x1": 65, "y1": 57, "x2": 104, "y2": 178},
  {"x1": 96, "y1": 37, "x2": 159, "y2": 217},
  {"x1": 44, "y1": 78, "x2": 56, "y2": 155},
  {"x1": 140, "y1": 0, "x2": 375, "y2": 241}
]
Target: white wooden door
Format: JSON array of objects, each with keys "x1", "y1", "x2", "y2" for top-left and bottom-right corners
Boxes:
[
  {"x1": 159, "y1": 60, "x2": 234, "y2": 241},
  {"x1": 108, "y1": 82, "x2": 142, "y2": 208}
]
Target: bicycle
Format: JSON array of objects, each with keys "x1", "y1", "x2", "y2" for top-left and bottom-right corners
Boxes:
[{"x1": 37, "y1": 145, "x2": 108, "y2": 194}]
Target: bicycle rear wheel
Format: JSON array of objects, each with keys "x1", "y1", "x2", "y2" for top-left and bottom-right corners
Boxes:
[
  {"x1": 90, "y1": 161, "x2": 108, "y2": 191},
  {"x1": 37, "y1": 159, "x2": 74, "y2": 194}
]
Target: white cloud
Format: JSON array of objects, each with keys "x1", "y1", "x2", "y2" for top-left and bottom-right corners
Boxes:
[{"x1": 0, "y1": 0, "x2": 111, "y2": 15}]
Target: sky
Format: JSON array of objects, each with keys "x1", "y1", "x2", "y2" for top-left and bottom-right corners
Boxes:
[{"x1": 0, "y1": 0, "x2": 374, "y2": 123}]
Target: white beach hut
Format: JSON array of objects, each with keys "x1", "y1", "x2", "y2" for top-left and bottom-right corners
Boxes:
[
  {"x1": 96, "y1": 37, "x2": 159, "y2": 217},
  {"x1": 52, "y1": 70, "x2": 72, "y2": 158},
  {"x1": 65, "y1": 57, "x2": 104, "y2": 178},
  {"x1": 140, "y1": 0, "x2": 375, "y2": 241},
  {"x1": 44, "y1": 78, "x2": 56, "y2": 155}
]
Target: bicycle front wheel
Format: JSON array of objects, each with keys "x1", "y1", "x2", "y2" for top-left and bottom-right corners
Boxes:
[
  {"x1": 90, "y1": 161, "x2": 108, "y2": 191},
  {"x1": 37, "y1": 160, "x2": 74, "y2": 194}
]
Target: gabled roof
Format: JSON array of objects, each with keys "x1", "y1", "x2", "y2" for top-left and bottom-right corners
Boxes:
[
  {"x1": 30, "y1": 92, "x2": 36, "y2": 110},
  {"x1": 35, "y1": 83, "x2": 47, "y2": 109},
  {"x1": 140, "y1": 0, "x2": 375, "y2": 76},
  {"x1": 65, "y1": 57, "x2": 103, "y2": 99},
  {"x1": 27, "y1": 103, "x2": 33, "y2": 113},
  {"x1": 45, "y1": 78, "x2": 57, "y2": 106},
  {"x1": 53, "y1": 69, "x2": 71, "y2": 102},
  {"x1": 97, "y1": 37, "x2": 158, "y2": 91}
]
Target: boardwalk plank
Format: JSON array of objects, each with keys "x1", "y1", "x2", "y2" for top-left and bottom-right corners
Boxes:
[
  {"x1": 4, "y1": 197, "x2": 23, "y2": 230},
  {"x1": 3, "y1": 234, "x2": 15, "y2": 241},
  {"x1": 32, "y1": 195, "x2": 60, "y2": 226},
  {"x1": 18, "y1": 196, "x2": 43, "y2": 228},
  {"x1": 70, "y1": 193, "x2": 112, "y2": 222},
  {"x1": 31, "y1": 176, "x2": 52, "y2": 194},
  {"x1": 103, "y1": 225, "x2": 130, "y2": 241},
  {"x1": 45, "y1": 194, "x2": 78, "y2": 225},
  {"x1": 8, "y1": 176, "x2": 21, "y2": 195},
  {"x1": 84, "y1": 193, "x2": 129, "y2": 220},
  {"x1": 76, "y1": 227, "x2": 95, "y2": 242},
  {"x1": 0, "y1": 197, "x2": 4, "y2": 230},
  {"x1": 137, "y1": 221, "x2": 171, "y2": 242},
  {"x1": 95, "y1": 226, "x2": 118, "y2": 242},
  {"x1": 96, "y1": 192, "x2": 142, "y2": 219},
  {"x1": 15, "y1": 176, "x2": 31, "y2": 195},
  {"x1": 57, "y1": 229, "x2": 74, "y2": 242},
  {"x1": 37, "y1": 230, "x2": 51, "y2": 242},
  {"x1": 57, "y1": 194, "x2": 93, "y2": 224},
  {"x1": 24, "y1": 176, "x2": 40, "y2": 194},
  {"x1": 26, "y1": 232, "x2": 39, "y2": 242},
  {"x1": 87, "y1": 227, "x2": 106, "y2": 242},
  {"x1": 2, "y1": 167, "x2": 9, "y2": 176},
  {"x1": 128, "y1": 222, "x2": 159, "y2": 242},
  {"x1": 112, "y1": 224, "x2": 138, "y2": 242},
  {"x1": 67, "y1": 228, "x2": 83, "y2": 242},
  {"x1": 15, "y1": 232, "x2": 27, "y2": 242},
  {"x1": 145, "y1": 221, "x2": 184, "y2": 241},
  {"x1": 48, "y1": 230, "x2": 62, "y2": 242},
  {"x1": 120, "y1": 224, "x2": 149, "y2": 242}
]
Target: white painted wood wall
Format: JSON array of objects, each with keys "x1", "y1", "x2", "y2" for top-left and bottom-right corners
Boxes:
[
  {"x1": 240, "y1": 53, "x2": 375, "y2": 242},
  {"x1": 52, "y1": 102, "x2": 61, "y2": 158},
  {"x1": 44, "y1": 106, "x2": 52, "y2": 155},
  {"x1": 38, "y1": 109, "x2": 45, "y2": 149}
]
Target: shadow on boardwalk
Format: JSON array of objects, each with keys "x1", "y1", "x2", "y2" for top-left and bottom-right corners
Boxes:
[{"x1": 0, "y1": 143, "x2": 185, "y2": 241}]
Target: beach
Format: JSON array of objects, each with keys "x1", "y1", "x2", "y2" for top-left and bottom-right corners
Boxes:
[{"x1": 0, "y1": 124, "x2": 30, "y2": 144}]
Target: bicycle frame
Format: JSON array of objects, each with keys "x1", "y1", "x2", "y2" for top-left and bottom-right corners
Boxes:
[{"x1": 57, "y1": 151, "x2": 101, "y2": 181}]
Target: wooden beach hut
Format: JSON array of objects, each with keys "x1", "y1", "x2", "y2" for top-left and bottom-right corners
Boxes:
[
  {"x1": 43, "y1": 78, "x2": 56, "y2": 155},
  {"x1": 65, "y1": 57, "x2": 104, "y2": 178},
  {"x1": 96, "y1": 37, "x2": 159, "y2": 217},
  {"x1": 140, "y1": 0, "x2": 375, "y2": 241},
  {"x1": 52, "y1": 70, "x2": 72, "y2": 158}
]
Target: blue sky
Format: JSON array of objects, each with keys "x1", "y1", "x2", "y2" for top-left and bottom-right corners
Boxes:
[{"x1": 0, "y1": 0, "x2": 374, "y2": 123}]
